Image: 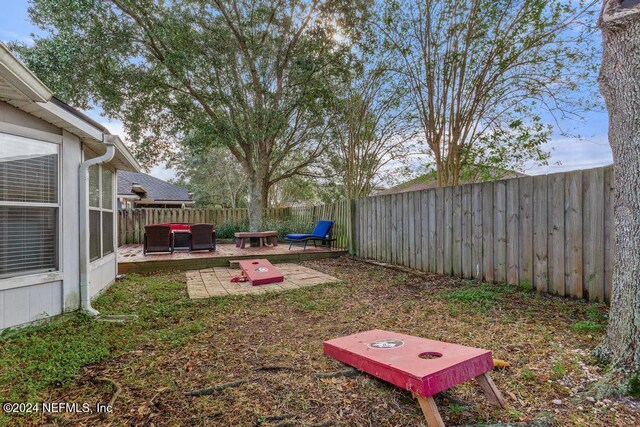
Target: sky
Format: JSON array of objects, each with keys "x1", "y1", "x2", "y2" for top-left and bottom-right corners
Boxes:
[{"x1": 0, "y1": 1, "x2": 613, "y2": 181}]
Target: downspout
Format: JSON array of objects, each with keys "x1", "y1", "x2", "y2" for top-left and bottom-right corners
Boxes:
[{"x1": 79, "y1": 134, "x2": 116, "y2": 317}]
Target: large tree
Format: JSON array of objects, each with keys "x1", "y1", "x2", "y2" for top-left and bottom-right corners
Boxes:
[
  {"x1": 17, "y1": 0, "x2": 360, "y2": 230},
  {"x1": 323, "y1": 53, "x2": 417, "y2": 199},
  {"x1": 378, "y1": 0, "x2": 600, "y2": 187},
  {"x1": 593, "y1": 0, "x2": 640, "y2": 397}
]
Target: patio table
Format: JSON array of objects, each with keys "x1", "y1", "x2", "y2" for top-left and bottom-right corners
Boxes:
[
  {"x1": 172, "y1": 229, "x2": 192, "y2": 250},
  {"x1": 234, "y1": 231, "x2": 278, "y2": 249}
]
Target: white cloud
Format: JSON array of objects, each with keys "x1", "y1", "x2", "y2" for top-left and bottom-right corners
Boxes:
[
  {"x1": 149, "y1": 163, "x2": 177, "y2": 181},
  {"x1": 525, "y1": 134, "x2": 613, "y2": 175}
]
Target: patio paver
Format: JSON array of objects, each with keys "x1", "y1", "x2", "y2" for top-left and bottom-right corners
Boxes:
[{"x1": 186, "y1": 263, "x2": 340, "y2": 299}]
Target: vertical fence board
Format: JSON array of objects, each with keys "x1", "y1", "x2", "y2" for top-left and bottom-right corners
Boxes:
[
  {"x1": 583, "y1": 168, "x2": 605, "y2": 301},
  {"x1": 519, "y1": 177, "x2": 534, "y2": 289},
  {"x1": 428, "y1": 189, "x2": 437, "y2": 272},
  {"x1": 494, "y1": 180, "x2": 507, "y2": 283},
  {"x1": 472, "y1": 184, "x2": 483, "y2": 280},
  {"x1": 408, "y1": 192, "x2": 416, "y2": 269},
  {"x1": 414, "y1": 191, "x2": 423, "y2": 270},
  {"x1": 390, "y1": 194, "x2": 398, "y2": 264},
  {"x1": 444, "y1": 187, "x2": 453, "y2": 275},
  {"x1": 462, "y1": 185, "x2": 473, "y2": 278},
  {"x1": 452, "y1": 186, "x2": 462, "y2": 277},
  {"x1": 506, "y1": 178, "x2": 519, "y2": 285},
  {"x1": 482, "y1": 182, "x2": 495, "y2": 282},
  {"x1": 353, "y1": 201, "x2": 359, "y2": 256},
  {"x1": 386, "y1": 195, "x2": 392, "y2": 263},
  {"x1": 548, "y1": 173, "x2": 566, "y2": 296},
  {"x1": 420, "y1": 191, "x2": 429, "y2": 272},
  {"x1": 436, "y1": 188, "x2": 445, "y2": 274},
  {"x1": 565, "y1": 170, "x2": 583, "y2": 298},
  {"x1": 533, "y1": 175, "x2": 549, "y2": 293},
  {"x1": 402, "y1": 192, "x2": 409, "y2": 267}
]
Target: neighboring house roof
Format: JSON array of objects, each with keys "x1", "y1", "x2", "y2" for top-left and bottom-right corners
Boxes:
[
  {"x1": 0, "y1": 42, "x2": 140, "y2": 172},
  {"x1": 377, "y1": 167, "x2": 528, "y2": 196},
  {"x1": 118, "y1": 171, "x2": 192, "y2": 202}
]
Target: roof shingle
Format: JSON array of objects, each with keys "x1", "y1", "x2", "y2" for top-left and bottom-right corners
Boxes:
[{"x1": 117, "y1": 171, "x2": 191, "y2": 201}]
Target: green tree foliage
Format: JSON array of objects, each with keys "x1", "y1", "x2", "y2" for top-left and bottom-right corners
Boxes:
[
  {"x1": 377, "y1": 0, "x2": 601, "y2": 186},
  {"x1": 16, "y1": 0, "x2": 363, "y2": 230},
  {"x1": 321, "y1": 46, "x2": 417, "y2": 199},
  {"x1": 172, "y1": 147, "x2": 247, "y2": 208}
]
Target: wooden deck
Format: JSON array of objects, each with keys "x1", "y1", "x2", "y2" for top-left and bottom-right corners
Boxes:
[{"x1": 117, "y1": 243, "x2": 347, "y2": 274}]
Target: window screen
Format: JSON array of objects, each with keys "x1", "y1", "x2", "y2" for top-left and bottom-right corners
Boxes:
[
  {"x1": 102, "y1": 168, "x2": 113, "y2": 210},
  {"x1": 89, "y1": 165, "x2": 100, "y2": 208},
  {"x1": 89, "y1": 210, "x2": 101, "y2": 262},
  {"x1": 0, "y1": 135, "x2": 59, "y2": 278},
  {"x1": 102, "y1": 211, "x2": 114, "y2": 255},
  {"x1": 0, "y1": 207, "x2": 57, "y2": 278},
  {"x1": 0, "y1": 135, "x2": 58, "y2": 203},
  {"x1": 89, "y1": 165, "x2": 115, "y2": 260}
]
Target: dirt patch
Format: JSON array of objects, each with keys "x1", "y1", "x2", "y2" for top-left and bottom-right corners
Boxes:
[{"x1": 3, "y1": 257, "x2": 637, "y2": 426}]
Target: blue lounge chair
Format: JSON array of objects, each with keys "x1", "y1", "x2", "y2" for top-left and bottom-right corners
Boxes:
[{"x1": 285, "y1": 220, "x2": 336, "y2": 250}]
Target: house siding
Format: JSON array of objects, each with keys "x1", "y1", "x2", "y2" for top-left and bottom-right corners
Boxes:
[
  {"x1": 0, "y1": 281, "x2": 63, "y2": 329},
  {"x1": 89, "y1": 253, "x2": 117, "y2": 299},
  {"x1": 0, "y1": 102, "x2": 118, "y2": 330},
  {"x1": 0, "y1": 101, "x2": 61, "y2": 135},
  {"x1": 62, "y1": 130, "x2": 81, "y2": 311}
]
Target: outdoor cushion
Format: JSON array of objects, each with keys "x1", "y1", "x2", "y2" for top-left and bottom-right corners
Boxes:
[
  {"x1": 285, "y1": 220, "x2": 334, "y2": 240},
  {"x1": 169, "y1": 223, "x2": 191, "y2": 231},
  {"x1": 285, "y1": 233, "x2": 315, "y2": 240},
  {"x1": 153, "y1": 223, "x2": 213, "y2": 232},
  {"x1": 311, "y1": 220, "x2": 333, "y2": 238}
]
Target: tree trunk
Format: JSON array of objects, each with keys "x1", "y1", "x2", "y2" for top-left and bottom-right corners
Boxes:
[
  {"x1": 247, "y1": 177, "x2": 264, "y2": 232},
  {"x1": 593, "y1": 0, "x2": 640, "y2": 397}
]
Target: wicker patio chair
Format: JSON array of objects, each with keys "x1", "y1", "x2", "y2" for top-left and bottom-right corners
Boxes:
[
  {"x1": 143, "y1": 224, "x2": 174, "y2": 255},
  {"x1": 189, "y1": 223, "x2": 216, "y2": 252}
]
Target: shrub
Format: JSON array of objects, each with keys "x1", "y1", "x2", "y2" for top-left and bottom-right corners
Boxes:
[
  {"x1": 215, "y1": 220, "x2": 249, "y2": 239},
  {"x1": 214, "y1": 217, "x2": 314, "y2": 239}
]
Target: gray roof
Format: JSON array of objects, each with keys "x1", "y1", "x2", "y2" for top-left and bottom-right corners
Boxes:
[{"x1": 117, "y1": 171, "x2": 191, "y2": 201}]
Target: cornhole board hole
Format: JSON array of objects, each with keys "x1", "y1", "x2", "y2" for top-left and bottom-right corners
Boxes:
[
  {"x1": 323, "y1": 329, "x2": 506, "y2": 427},
  {"x1": 238, "y1": 259, "x2": 284, "y2": 286}
]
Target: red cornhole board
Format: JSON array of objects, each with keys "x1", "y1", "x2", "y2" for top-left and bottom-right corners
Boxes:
[
  {"x1": 238, "y1": 259, "x2": 284, "y2": 286},
  {"x1": 323, "y1": 329, "x2": 506, "y2": 427}
]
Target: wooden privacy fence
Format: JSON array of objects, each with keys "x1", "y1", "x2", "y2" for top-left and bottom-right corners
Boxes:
[
  {"x1": 118, "y1": 207, "x2": 289, "y2": 245},
  {"x1": 355, "y1": 166, "x2": 615, "y2": 302},
  {"x1": 117, "y1": 202, "x2": 353, "y2": 247}
]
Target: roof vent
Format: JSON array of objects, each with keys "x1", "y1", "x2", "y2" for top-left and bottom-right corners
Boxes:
[{"x1": 131, "y1": 183, "x2": 146, "y2": 195}]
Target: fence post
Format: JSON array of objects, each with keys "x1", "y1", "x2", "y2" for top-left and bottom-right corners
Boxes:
[{"x1": 349, "y1": 199, "x2": 357, "y2": 255}]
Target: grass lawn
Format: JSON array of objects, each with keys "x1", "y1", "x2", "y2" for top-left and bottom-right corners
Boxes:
[{"x1": 1, "y1": 257, "x2": 637, "y2": 426}]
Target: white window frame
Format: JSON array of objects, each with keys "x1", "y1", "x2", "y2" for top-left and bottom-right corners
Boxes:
[
  {"x1": 0, "y1": 131, "x2": 61, "y2": 282},
  {"x1": 89, "y1": 164, "x2": 115, "y2": 262}
]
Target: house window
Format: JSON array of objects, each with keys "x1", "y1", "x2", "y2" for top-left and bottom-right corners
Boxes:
[
  {"x1": 88, "y1": 165, "x2": 114, "y2": 261},
  {"x1": 0, "y1": 134, "x2": 59, "y2": 278}
]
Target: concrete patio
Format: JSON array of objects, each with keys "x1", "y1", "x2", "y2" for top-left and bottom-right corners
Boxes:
[{"x1": 186, "y1": 263, "x2": 340, "y2": 299}]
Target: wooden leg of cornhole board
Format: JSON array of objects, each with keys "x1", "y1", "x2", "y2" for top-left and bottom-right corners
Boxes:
[
  {"x1": 475, "y1": 372, "x2": 507, "y2": 409},
  {"x1": 417, "y1": 396, "x2": 445, "y2": 427}
]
